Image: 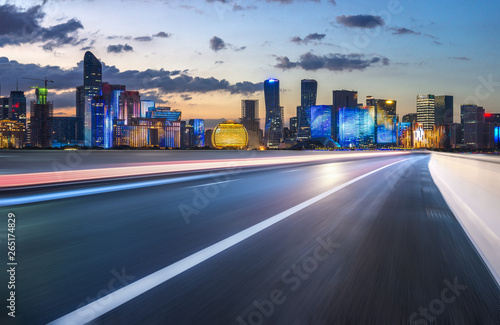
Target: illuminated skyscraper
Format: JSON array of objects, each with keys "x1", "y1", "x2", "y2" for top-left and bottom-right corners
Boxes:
[
  {"x1": 91, "y1": 96, "x2": 106, "y2": 147},
  {"x1": 119, "y1": 91, "x2": 141, "y2": 125},
  {"x1": 189, "y1": 119, "x2": 205, "y2": 147},
  {"x1": 332, "y1": 90, "x2": 358, "y2": 141},
  {"x1": 338, "y1": 106, "x2": 374, "y2": 147},
  {"x1": 264, "y1": 78, "x2": 282, "y2": 148},
  {"x1": 8, "y1": 90, "x2": 26, "y2": 123},
  {"x1": 310, "y1": 105, "x2": 332, "y2": 139},
  {"x1": 375, "y1": 99, "x2": 397, "y2": 145},
  {"x1": 83, "y1": 51, "x2": 102, "y2": 146},
  {"x1": 297, "y1": 79, "x2": 317, "y2": 140},
  {"x1": 0, "y1": 97, "x2": 8, "y2": 119},
  {"x1": 417, "y1": 95, "x2": 454, "y2": 130},
  {"x1": 416, "y1": 94, "x2": 435, "y2": 131},
  {"x1": 30, "y1": 87, "x2": 53, "y2": 147}
]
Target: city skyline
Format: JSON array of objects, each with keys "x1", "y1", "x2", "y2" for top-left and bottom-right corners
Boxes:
[{"x1": 0, "y1": 0, "x2": 499, "y2": 126}]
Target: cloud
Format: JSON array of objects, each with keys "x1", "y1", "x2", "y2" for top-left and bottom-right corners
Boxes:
[
  {"x1": 134, "y1": 36, "x2": 153, "y2": 42},
  {"x1": 0, "y1": 56, "x2": 263, "y2": 109},
  {"x1": 390, "y1": 27, "x2": 420, "y2": 36},
  {"x1": 275, "y1": 52, "x2": 389, "y2": 71},
  {"x1": 209, "y1": 36, "x2": 227, "y2": 52},
  {"x1": 291, "y1": 32, "x2": 326, "y2": 44},
  {"x1": 180, "y1": 94, "x2": 193, "y2": 101},
  {"x1": 153, "y1": 32, "x2": 171, "y2": 38},
  {"x1": 449, "y1": 56, "x2": 470, "y2": 61},
  {"x1": 107, "y1": 44, "x2": 134, "y2": 53},
  {"x1": 215, "y1": 60, "x2": 224, "y2": 64},
  {"x1": 0, "y1": 3, "x2": 83, "y2": 50},
  {"x1": 336, "y1": 15, "x2": 384, "y2": 29}
]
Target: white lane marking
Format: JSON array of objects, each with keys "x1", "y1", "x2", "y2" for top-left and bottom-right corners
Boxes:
[
  {"x1": 183, "y1": 179, "x2": 236, "y2": 189},
  {"x1": 47, "y1": 157, "x2": 412, "y2": 325}
]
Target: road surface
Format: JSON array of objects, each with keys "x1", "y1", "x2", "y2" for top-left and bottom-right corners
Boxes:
[{"x1": 1, "y1": 152, "x2": 499, "y2": 324}]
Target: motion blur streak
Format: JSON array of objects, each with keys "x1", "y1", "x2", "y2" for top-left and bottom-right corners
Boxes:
[
  {"x1": 47, "y1": 158, "x2": 411, "y2": 325},
  {"x1": 0, "y1": 151, "x2": 408, "y2": 188}
]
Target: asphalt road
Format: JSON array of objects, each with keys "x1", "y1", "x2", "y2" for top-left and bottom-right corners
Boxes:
[{"x1": 1, "y1": 152, "x2": 499, "y2": 324}]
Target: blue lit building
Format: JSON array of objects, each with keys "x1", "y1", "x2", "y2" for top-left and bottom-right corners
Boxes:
[
  {"x1": 91, "y1": 96, "x2": 106, "y2": 147},
  {"x1": 310, "y1": 105, "x2": 332, "y2": 139},
  {"x1": 264, "y1": 78, "x2": 282, "y2": 148},
  {"x1": 146, "y1": 107, "x2": 181, "y2": 121},
  {"x1": 83, "y1": 51, "x2": 102, "y2": 147},
  {"x1": 338, "y1": 106, "x2": 375, "y2": 147},
  {"x1": 189, "y1": 119, "x2": 205, "y2": 147},
  {"x1": 494, "y1": 126, "x2": 500, "y2": 143},
  {"x1": 141, "y1": 100, "x2": 155, "y2": 118},
  {"x1": 297, "y1": 79, "x2": 317, "y2": 140},
  {"x1": 366, "y1": 98, "x2": 397, "y2": 145},
  {"x1": 397, "y1": 122, "x2": 412, "y2": 148}
]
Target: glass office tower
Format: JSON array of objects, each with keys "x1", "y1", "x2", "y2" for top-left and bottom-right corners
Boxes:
[{"x1": 264, "y1": 78, "x2": 282, "y2": 148}]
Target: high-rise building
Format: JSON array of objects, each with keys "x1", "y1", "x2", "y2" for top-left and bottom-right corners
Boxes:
[
  {"x1": 8, "y1": 90, "x2": 26, "y2": 123},
  {"x1": 338, "y1": 106, "x2": 375, "y2": 148},
  {"x1": 332, "y1": 90, "x2": 358, "y2": 142},
  {"x1": 310, "y1": 105, "x2": 332, "y2": 139},
  {"x1": 374, "y1": 99, "x2": 397, "y2": 145},
  {"x1": 296, "y1": 79, "x2": 317, "y2": 140},
  {"x1": 75, "y1": 85, "x2": 85, "y2": 142},
  {"x1": 119, "y1": 91, "x2": 141, "y2": 125},
  {"x1": 83, "y1": 51, "x2": 102, "y2": 146},
  {"x1": 0, "y1": 97, "x2": 8, "y2": 120},
  {"x1": 461, "y1": 104, "x2": 485, "y2": 149},
  {"x1": 289, "y1": 117, "x2": 298, "y2": 139},
  {"x1": 101, "y1": 83, "x2": 126, "y2": 148},
  {"x1": 416, "y1": 95, "x2": 454, "y2": 130},
  {"x1": 189, "y1": 119, "x2": 205, "y2": 147},
  {"x1": 52, "y1": 117, "x2": 77, "y2": 145},
  {"x1": 416, "y1": 94, "x2": 435, "y2": 130},
  {"x1": 402, "y1": 113, "x2": 418, "y2": 123},
  {"x1": 241, "y1": 100, "x2": 260, "y2": 132},
  {"x1": 435, "y1": 95, "x2": 454, "y2": 124},
  {"x1": 264, "y1": 78, "x2": 282, "y2": 148},
  {"x1": 181, "y1": 121, "x2": 195, "y2": 148},
  {"x1": 91, "y1": 96, "x2": 106, "y2": 147},
  {"x1": 30, "y1": 87, "x2": 53, "y2": 147}
]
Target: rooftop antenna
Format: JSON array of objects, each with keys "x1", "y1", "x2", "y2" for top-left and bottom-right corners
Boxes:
[{"x1": 16, "y1": 78, "x2": 18, "y2": 91}]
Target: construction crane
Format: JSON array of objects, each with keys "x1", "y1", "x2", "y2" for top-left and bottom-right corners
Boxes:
[{"x1": 22, "y1": 77, "x2": 54, "y2": 89}]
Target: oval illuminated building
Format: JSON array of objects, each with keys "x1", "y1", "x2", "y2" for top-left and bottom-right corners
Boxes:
[{"x1": 212, "y1": 120, "x2": 248, "y2": 149}]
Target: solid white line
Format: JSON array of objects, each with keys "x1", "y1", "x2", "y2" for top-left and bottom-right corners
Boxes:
[
  {"x1": 183, "y1": 179, "x2": 236, "y2": 189},
  {"x1": 47, "y1": 157, "x2": 412, "y2": 325}
]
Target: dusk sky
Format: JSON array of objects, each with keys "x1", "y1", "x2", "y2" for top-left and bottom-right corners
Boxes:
[{"x1": 1, "y1": 0, "x2": 499, "y2": 127}]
